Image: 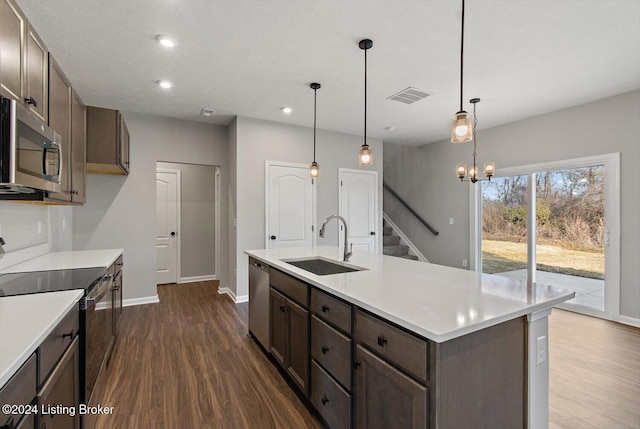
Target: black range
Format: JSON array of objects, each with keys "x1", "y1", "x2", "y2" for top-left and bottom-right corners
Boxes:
[{"x1": 0, "y1": 267, "x2": 107, "y2": 297}]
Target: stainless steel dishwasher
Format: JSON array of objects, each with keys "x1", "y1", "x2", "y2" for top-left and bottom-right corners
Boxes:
[{"x1": 248, "y1": 257, "x2": 270, "y2": 350}]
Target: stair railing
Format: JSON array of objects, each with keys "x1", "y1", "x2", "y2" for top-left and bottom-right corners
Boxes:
[{"x1": 383, "y1": 182, "x2": 439, "y2": 236}]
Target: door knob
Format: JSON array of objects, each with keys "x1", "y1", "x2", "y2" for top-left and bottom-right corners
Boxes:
[
  {"x1": 171, "y1": 232, "x2": 176, "y2": 236},
  {"x1": 370, "y1": 231, "x2": 375, "y2": 235},
  {"x1": 270, "y1": 235, "x2": 276, "y2": 240}
]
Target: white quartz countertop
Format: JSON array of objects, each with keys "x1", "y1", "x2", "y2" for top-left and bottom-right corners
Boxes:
[
  {"x1": 1, "y1": 249, "x2": 123, "y2": 274},
  {"x1": 0, "y1": 290, "x2": 84, "y2": 389},
  {"x1": 245, "y1": 246, "x2": 575, "y2": 343}
]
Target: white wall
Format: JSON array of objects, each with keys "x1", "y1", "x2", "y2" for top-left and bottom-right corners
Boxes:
[
  {"x1": 0, "y1": 203, "x2": 72, "y2": 269},
  {"x1": 383, "y1": 90, "x2": 640, "y2": 320},
  {"x1": 231, "y1": 116, "x2": 383, "y2": 300},
  {"x1": 73, "y1": 112, "x2": 229, "y2": 301}
]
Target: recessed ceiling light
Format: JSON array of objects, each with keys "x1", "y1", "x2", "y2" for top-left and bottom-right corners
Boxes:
[
  {"x1": 158, "y1": 80, "x2": 173, "y2": 89},
  {"x1": 156, "y1": 35, "x2": 177, "y2": 48},
  {"x1": 201, "y1": 108, "x2": 215, "y2": 117},
  {"x1": 281, "y1": 106, "x2": 292, "y2": 114}
]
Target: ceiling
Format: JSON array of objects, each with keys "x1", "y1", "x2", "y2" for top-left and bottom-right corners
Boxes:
[{"x1": 17, "y1": 0, "x2": 640, "y2": 146}]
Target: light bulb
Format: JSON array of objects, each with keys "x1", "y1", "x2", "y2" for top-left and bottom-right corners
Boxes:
[
  {"x1": 456, "y1": 164, "x2": 467, "y2": 179},
  {"x1": 455, "y1": 125, "x2": 469, "y2": 136},
  {"x1": 359, "y1": 145, "x2": 372, "y2": 165},
  {"x1": 309, "y1": 162, "x2": 319, "y2": 178},
  {"x1": 158, "y1": 80, "x2": 173, "y2": 89},
  {"x1": 156, "y1": 35, "x2": 177, "y2": 48}
]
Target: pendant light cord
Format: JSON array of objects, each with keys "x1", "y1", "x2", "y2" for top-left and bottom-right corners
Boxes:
[
  {"x1": 459, "y1": 0, "x2": 465, "y2": 112},
  {"x1": 313, "y1": 87, "x2": 317, "y2": 161},
  {"x1": 364, "y1": 46, "x2": 368, "y2": 148},
  {"x1": 472, "y1": 101, "x2": 478, "y2": 170}
]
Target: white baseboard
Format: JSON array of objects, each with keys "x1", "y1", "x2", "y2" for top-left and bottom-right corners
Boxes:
[
  {"x1": 123, "y1": 295, "x2": 159, "y2": 307},
  {"x1": 618, "y1": 315, "x2": 640, "y2": 328},
  {"x1": 218, "y1": 287, "x2": 248, "y2": 304},
  {"x1": 178, "y1": 275, "x2": 217, "y2": 284},
  {"x1": 94, "y1": 294, "x2": 159, "y2": 310}
]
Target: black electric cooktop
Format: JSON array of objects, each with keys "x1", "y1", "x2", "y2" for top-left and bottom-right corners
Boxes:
[{"x1": 0, "y1": 267, "x2": 107, "y2": 298}]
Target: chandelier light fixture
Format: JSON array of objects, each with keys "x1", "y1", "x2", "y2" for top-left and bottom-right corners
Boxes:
[
  {"x1": 309, "y1": 82, "x2": 321, "y2": 178},
  {"x1": 456, "y1": 98, "x2": 495, "y2": 182},
  {"x1": 358, "y1": 39, "x2": 373, "y2": 165},
  {"x1": 451, "y1": 0, "x2": 473, "y2": 143}
]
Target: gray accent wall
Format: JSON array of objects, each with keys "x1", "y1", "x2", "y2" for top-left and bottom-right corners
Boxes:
[
  {"x1": 157, "y1": 161, "x2": 218, "y2": 280},
  {"x1": 383, "y1": 90, "x2": 640, "y2": 319},
  {"x1": 73, "y1": 112, "x2": 230, "y2": 301},
  {"x1": 231, "y1": 116, "x2": 383, "y2": 301}
]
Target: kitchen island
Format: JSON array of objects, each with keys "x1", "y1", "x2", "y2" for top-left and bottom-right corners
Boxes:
[{"x1": 245, "y1": 246, "x2": 574, "y2": 429}]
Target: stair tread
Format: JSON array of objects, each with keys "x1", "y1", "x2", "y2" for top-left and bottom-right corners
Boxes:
[
  {"x1": 398, "y1": 254, "x2": 420, "y2": 261},
  {"x1": 383, "y1": 244, "x2": 410, "y2": 256},
  {"x1": 383, "y1": 236, "x2": 401, "y2": 246}
]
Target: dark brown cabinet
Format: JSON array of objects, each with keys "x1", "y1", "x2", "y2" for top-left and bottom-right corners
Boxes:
[
  {"x1": 354, "y1": 345, "x2": 428, "y2": 429},
  {"x1": 86, "y1": 107, "x2": 130, "y2": 175},
  {"x1": 269, "y1": 287, "x2": 309, "y2": 396},
  {"x1": 47, "y1": 55, "x2": 87, "y2": 204},
  {"x1": 0, "y1": 0, "x2": 26, "y2": 102},
  {"x1": 0, "y1": 0, "x2": 48, "y2": 122},
  {"x1": 25, "y1": 21, "x2": 47, "y2": 123},
  {"x1": 37, "y1": 337, "x2": 80, "y2": 429}
]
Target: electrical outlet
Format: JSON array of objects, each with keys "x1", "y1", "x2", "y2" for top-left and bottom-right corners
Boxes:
[
  {"x1": 37, "y1": 221, "x2": 42, "y2": 234},
  {"x1": 462, "y1": 259, "x2": 468, "y2": 267},
  {"x1": 62, "y1": 219, "x2": 67, "y2": 230},
  {"x1": 449, "y1": 217, "x2": 454, "y2": 225},
  {"x1": 536, "y1": 336, "x2": 547, "y2": 365}
]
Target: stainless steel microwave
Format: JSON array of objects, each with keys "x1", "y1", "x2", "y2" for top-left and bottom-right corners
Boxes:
[{"x1": 0, "y1": 96, "x2": 61, "y2": 194}]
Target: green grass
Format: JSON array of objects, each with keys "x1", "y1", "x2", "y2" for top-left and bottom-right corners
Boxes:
[{"x1": 482, "y1": 240, "x2": 604, "y2": 279}]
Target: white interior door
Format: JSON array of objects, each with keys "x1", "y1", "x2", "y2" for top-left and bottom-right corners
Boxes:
[
  {"x1": 266, "y1": 162, "x2": 315, "y2": 249},
  {"x1": 156, "y1": 170, "x2": 180, "y2": 284},
  {"x1": 339, "y1": 169, "x2": 378, "y2": 253}
]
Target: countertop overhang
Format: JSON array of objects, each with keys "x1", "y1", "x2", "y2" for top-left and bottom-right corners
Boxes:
[{"x1": 245, "y1": 246, "x2": 575, "y2": 343}]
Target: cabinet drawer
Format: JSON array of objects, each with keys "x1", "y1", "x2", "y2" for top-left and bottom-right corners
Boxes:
[
  {"x1": 311, "y1": 288, "x2": 352, "y2": 333},
  {"x1": 311, "y1": 360, "x2": 351, "y2": 429},
  {"x1": 311, "y1": 315, "x2": 352, "y2": 389},
  {"x1": 39, "y1": 305, "x2": 79, "y2": 386},
  {"x1": 0, "y1": 353, "x2": 36, "y2": 427},
  {"x1": 355, "y1": 310, "x2": 427, "y2": 383},
  {"x1": 270, "y1": 269, "x2": 308, "y2": 308}
]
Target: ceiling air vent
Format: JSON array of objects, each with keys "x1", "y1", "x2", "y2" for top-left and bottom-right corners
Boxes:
[{"x1": 387, "y1": 87, "x2": 431, "y2": 104}]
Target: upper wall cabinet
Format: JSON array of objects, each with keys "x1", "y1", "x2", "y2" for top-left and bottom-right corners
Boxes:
[
  {"x1": 86, "y1": 106, "x2": 130, "y2": 175},
  {"x1": 0, "y1": 0, "x2": 48, "y2": 123},
  {"x1": 47, "y1": 55, "x2": 86, "y2": 204}
]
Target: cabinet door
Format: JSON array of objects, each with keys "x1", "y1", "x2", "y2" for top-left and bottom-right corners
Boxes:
[
  {"x1": 269, "y1": 288, "x2": 288, "y2": 368},
  {"x1": 286, "y1": 297, "x2": 309, "y2": 396},
  {"x1": 47, "y1": 55, "x2": 72, "y2": 202},
  {"x1": 37, "y1": 337, "x2": 80, "y2": 429},
  {"x1": 25, "y1": 21, "x2": 47, "y2": 122},
  {"x1": 118, "y1": 114, "x2": 129, "y2": 174},
  {"x1": 70, "y1": 90, "x2": 86, "y2": 203},
  {"x1": 0, "y1": 0, "x2": 25, "y2": 101},
  {"x1": 355, "y1": 345, "x2": 428, "y2": 429}
]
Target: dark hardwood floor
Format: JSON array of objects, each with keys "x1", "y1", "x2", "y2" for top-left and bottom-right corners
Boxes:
[
  {"x1": 95, "y1": 281, "x2": 640, "y2": 429},
  {"x1": 95, "y1": 281, "x2": 322, "y2": 429}
]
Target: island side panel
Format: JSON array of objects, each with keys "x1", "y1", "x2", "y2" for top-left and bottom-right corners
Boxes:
[{"x1": 432, "y1": 316, "x2": 526, "y2": 429}]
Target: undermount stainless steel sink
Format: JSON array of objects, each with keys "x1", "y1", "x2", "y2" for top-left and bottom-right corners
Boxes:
[{"x1": 283, "y1": 258, "x2": 366, "y2": 276}]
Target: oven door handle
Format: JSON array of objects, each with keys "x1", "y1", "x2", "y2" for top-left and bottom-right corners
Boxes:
[{"x1": 83, "y1": 274, "x2": 113, "y2": 308}]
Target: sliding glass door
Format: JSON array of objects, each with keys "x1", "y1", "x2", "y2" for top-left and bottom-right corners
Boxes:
[{"x1": 473, "y1": 154, "x2": 619, "y2": 319}]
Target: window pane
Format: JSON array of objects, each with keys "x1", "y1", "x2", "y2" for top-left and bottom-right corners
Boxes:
[
  {"x1": 481, "y1": 175, "x2": 529, "y2": 275},
  {"x1": 535, "y1": 166, "x2": 605, "y2": 311}
]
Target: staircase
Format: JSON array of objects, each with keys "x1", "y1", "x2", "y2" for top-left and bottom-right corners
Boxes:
[{"x1": 382, "y1": 221, "x2": 419, "y2": 261}]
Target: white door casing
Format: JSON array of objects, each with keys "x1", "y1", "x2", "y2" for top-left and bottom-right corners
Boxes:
[
  {"x1": 339, "y1": 168, "x2": 378, "y2": 254},
  {"x1": 265, "y1": 161, "x2": 316, "y2": 249},
  {"x1": 156, "y1": 169, "x2": 181, "y2": 284}
]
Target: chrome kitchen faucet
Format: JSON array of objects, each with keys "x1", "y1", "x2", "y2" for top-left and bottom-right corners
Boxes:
[{"x1": 319, "y1": 215, "x2": 352, "y2": 262}]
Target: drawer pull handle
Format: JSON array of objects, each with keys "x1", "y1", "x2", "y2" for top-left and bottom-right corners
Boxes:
[
  {"x1": 62, "y1": 330, "x2": 74, "y2": 339},
  {"x1": 321, "y1": 305, "x2": 330, "y2": 313},
  {"x1": 279, "y1": 306, "x2": 289, "y2": 312},
  {"x1": 24, "y1": 97, "x2": 38, "y2": 107},
  {"x1": 321, "y1": 395, "x2": 329, "y2": 405},
  {"x1": 377, "y1": 336, "x2": 388, "y2": 347},
  {"x1": 321, "y1": 345, "x2": 329, "y2": 354}
]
